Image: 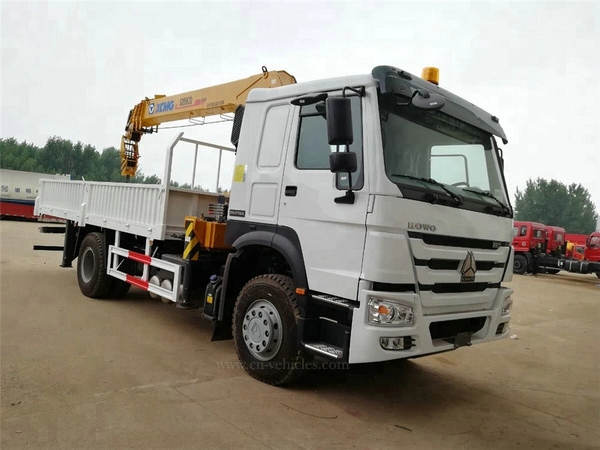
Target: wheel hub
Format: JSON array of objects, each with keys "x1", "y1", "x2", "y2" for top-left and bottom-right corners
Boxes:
[
  {"x1": 242, "y1": 299, "x2": 282, "y2": 361},
  {"x1": 80, "y1": 247, "x2": 96, "y2": 283}
]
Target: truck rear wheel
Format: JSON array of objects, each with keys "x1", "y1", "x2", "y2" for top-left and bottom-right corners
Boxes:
[
  {"x1": 513, "y1": 254, "x2": 527, "y2": 274},
  {"x1": 232, "y1": 274, "x2": 305, "y2": 385},
  {"x1": 77, "y1": 232, "x2": 114, "y2": 298}
]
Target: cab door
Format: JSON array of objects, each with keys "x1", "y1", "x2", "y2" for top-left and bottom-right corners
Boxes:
[{"x1": 277, "y1": 95, "x2": 368, "y2": 300}]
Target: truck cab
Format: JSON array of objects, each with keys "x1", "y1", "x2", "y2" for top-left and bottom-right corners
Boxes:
[
  {"x1": 544, "y1": 225, "x2": 565, "y2": 256},
  {"x1": 584, "y1": 231, "x2": 600, "y2": 262},
  {"x1": 225, "y1": 66, "x2": 514, "y2": 376},
  {"x1": 512, "y1": 221, "x2": 546, "y2": 274}
]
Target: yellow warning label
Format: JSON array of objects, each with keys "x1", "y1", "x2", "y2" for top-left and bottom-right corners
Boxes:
[
  {"x1": 207, "y1": 294, "x2": 213, "y2": 304},
  {"x1": 183, "y1": 220, "x2": 199, "y2": 261},
  {"x1": 233, "y1": 164, "x2": 246, "y2": 183}
]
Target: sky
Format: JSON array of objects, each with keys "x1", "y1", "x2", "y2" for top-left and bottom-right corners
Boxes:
[{"x1": 1, "y1": 0, "x2": 599, "y2": 211}]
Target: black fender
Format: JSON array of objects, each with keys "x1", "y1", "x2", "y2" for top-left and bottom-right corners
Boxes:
[{"x1": 218, "y1": 228, "x2": 309, "y2": 321}]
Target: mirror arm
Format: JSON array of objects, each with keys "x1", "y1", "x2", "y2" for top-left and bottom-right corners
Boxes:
[
  {"x1": 334, "y1": 190, "x2": 355, "y2": 204},
  {"x1": 334, "y1": 144, "x2": 356, "y2": 205},
  {"x1": 342, "y1": 86, "x2": 366, "y2": 98}
]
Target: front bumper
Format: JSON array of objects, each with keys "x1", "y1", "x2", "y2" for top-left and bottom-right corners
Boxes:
[{"x1": 348, "y1": 280, "x2": 513, "y2": 364}]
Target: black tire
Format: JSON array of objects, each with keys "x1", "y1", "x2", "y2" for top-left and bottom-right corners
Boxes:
[
  {"x1": 232, "y1": 274, "x2": 306, "y2": 385},
  {"x1": 77, "y1": 232, "x2": 114, "y2": 298},
  {"x1": 513, "y1": 254, "x2": 527, "y2": 274},
  {"x1": 545, "y1": 269, "x2": 560, "y2": 275},
  {"x1": 107, "y1": 279, "x2": 131, "y2": 298}
]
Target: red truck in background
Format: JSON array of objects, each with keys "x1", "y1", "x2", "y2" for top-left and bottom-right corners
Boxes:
[
  {"x1": 565, "y1": 233, "x2": 588, "y2": 246},
  {"x1": 544, "y1": 225, "x2": 566, "y2": 256},
  {"x1": 512, "y1": 221, "x2": 548, "y2": 274},
  {"x1": 571, "y1": 244, "x2": 586, "y2": 260},
  {"x1": 512, "y1": 222, "x2": 600, "y2": 278},
  {"x1": 564, "y1": 232, "x2": 599, "y2": 262},
  {"x1": 584, "y1": 231, "x2": 600, "y2": 262}
]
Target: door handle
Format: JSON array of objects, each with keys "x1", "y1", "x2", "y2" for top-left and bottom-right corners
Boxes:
[{"x1": 285, "y1": 186, "x2": 297, "y2": 197}]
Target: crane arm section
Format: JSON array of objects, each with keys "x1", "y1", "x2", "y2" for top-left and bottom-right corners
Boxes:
[{"x1": 121, "y1": 67, "x2": 296, "y2": 177}]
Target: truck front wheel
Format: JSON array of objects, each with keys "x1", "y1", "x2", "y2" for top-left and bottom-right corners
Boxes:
[
  {"x1": 232, "y1": 274, "x2": 305, "y2": 385},
  {"x1": 513, "y1": 254, "x2": 527, "y2": 274},
  {"x1": 77, "y1": 232, "x2": 114, "y2": 298}
]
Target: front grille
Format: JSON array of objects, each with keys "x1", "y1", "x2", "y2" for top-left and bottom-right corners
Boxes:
[
  {"x1": 408, "y1": 231, "x2": 510, "y2": 250},
  {"x1": 430, "y1": 317, "x2": 486, "y2": 340},
  {"x1": 372, "y1": 282, "x2": 416, "y2": 293},
  {"x1": 414, "y1": 258, "x2": 504, "y2": 271},
  {"x1": 419, "y1": 282, "x2": 500, "y2": 293}
]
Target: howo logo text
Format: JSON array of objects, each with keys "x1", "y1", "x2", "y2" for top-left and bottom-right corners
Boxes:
[{"x1": 407, "y1": 222, "x2": 437, "y2": 232}]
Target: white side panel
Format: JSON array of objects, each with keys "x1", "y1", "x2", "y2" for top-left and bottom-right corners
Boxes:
[
  {"x1": 85, "y1": 183, "x2": 166, "y2": 238},
  {"x1": 361, "y1": 229, "x2": 415, "y2": 284},
  {"x1": 257, "y1": 106, "x2": 290, "y2": 168},
  {"x1": 35, "y1": 180, "x2": 168, "y2": 240},
  {"x1": 229, "y1": 101, "x2": 293, "y2": 225},
  {"x1": 34, "y1": 180, "x2": 86, "y2": 220},
  {"x1": 249, "y1": 183, "x2": 278, "y2": 217},
  {"x1": 36, "y1": 178, "x2": 227, "y2": 240}
]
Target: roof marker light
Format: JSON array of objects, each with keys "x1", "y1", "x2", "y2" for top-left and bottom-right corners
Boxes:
[{"x1": 422, "y1": 67, "x2": 439, "y2": 85}]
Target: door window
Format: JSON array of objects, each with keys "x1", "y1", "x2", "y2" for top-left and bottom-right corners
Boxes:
[{"x1": 295, "y1": 96, "x2": 363, "y2": 189}]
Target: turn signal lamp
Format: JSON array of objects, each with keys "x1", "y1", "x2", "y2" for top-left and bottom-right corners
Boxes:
[
  {"x1": 368, "y1": 297, "x2": 414, "y2": 326},
  {"x1": 422, "y1": 67, "x2": 439, "y2": 85},
  {"x1": 378, "y1": 305, "x2": 391, "y2": 315}
]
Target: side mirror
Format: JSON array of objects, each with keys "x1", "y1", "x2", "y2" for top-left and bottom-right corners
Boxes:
[
  {"x1": 326, "y1": 97, "x2": 353, "y2": 145},
  {"x1": 329, "y1": 152, "x2": 357, "y2": 173}
]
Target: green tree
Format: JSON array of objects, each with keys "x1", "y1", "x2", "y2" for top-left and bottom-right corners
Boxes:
[
  {"x1": 515, "y1": 178, "x2": 598, "y2": 233},
  {"x1": 0, "y1": 136, "x2": 171, "y2": 185},
  {"x1": 132, "y1": 172, "x2": 162, "y2": 184}
]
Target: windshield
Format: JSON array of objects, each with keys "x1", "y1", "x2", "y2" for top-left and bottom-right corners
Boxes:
[{"x1": 378, "y1": 92, "x2": 511, "y2": 216}]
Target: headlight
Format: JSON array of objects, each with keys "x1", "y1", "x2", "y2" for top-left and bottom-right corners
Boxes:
[
  {"x1": 502, "y1": 297, "x2": 513, "y2": 316},
  {"x1": 368, "y1": 297, "x2": 414, "y2": 326}
]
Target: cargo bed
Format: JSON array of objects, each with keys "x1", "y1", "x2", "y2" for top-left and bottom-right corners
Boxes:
[{"x1": 34, "y1": 134, "x2": 233, "y2": 241}]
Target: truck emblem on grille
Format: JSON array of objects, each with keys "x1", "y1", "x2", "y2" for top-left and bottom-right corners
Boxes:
[{"x1": 459, "y1": 251, "x2": 477, "y2": 282}]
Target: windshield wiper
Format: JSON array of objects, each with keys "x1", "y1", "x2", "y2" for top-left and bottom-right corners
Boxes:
[
  {"x1": 462, "y1": 187, "x2": 512, "y2": 216},
  {"x1": 391, "y1": 174, "x2": 463, "y2": 206}
]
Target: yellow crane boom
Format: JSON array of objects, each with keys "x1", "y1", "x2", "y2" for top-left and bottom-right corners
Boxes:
[{"x1": 121, "y1": 67, "x2": 297, "y2": 177}]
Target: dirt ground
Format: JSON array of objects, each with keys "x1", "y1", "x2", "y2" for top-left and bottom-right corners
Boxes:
[{"x1": 1, "y1": 220, "x2": 599, "y2": 449}]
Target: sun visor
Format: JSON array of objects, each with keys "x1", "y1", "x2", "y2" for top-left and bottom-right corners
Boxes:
[{"x1": 372, "y1": 65, "x2": 508, "y2": 144}]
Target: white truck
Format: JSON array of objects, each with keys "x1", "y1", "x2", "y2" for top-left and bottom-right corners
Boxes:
[{"x1": 35, "y1": 66, "x2": 515, "y2": 385}]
